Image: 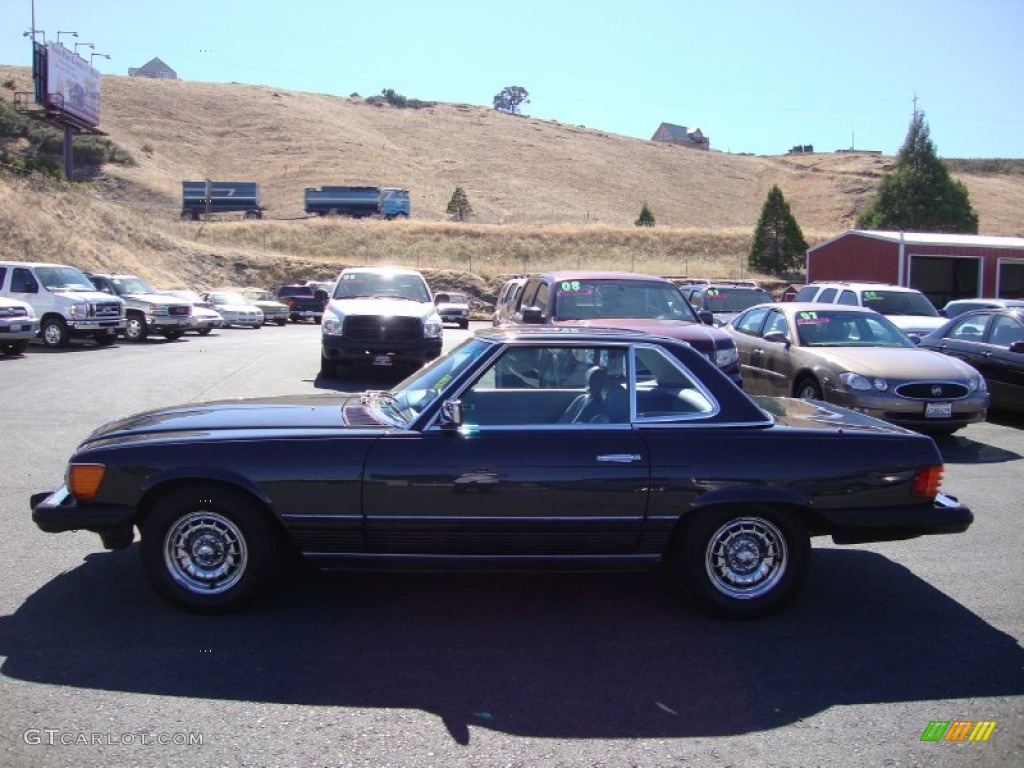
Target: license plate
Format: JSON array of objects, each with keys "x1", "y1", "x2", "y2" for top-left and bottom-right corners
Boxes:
[
  {"x1": 372, "y1": 355, "x2": 393, "y2": 367},
  {"x1": 12, "y1": 324, "x2": 27, "y2": 332},
  {"x1": 925, "y1": 402, "x2": 952, "y2": 418}
]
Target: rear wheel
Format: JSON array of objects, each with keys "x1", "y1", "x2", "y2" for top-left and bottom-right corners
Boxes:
[
  {"x1": 198, "y1": 327, "x2": 213, "y2": 336},
  {"x1": 94, "y1": 334, "x2": 116, "y2": 347},
  {"x1": 140, "y1": 485, "x2": 280, "y2": 613},
  {"x1": 41, "y1": 317, "x2": 71, "y2": 349},
  {"x1": 181, "y1": 210, "x2": 196, "y2": 221},
  {"x1": 675, "y1": 506, "x2": 809, "y2": 619},
  {"x1": 164, "y1": 330, "x2": 185, "y2": 340}
]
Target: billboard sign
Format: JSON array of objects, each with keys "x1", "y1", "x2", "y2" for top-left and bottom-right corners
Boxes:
[{"x1": 44, "y1": 42, "x2": 101, "y2": 127}]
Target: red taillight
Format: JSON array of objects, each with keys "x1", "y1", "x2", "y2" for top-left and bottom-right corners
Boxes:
[
  {"x1": 912, "y1": 465, "x2": 943, "y2": 498},
  {"x1": 68, "y1": 464, "x2": 106, "y2": 502}
]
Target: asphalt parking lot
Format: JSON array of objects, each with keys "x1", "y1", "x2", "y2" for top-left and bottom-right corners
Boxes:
[{"x1": 1, "y1": 321, "x2": 1022, "y2": 767}]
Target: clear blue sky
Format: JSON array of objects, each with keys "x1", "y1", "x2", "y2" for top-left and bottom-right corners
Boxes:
[{"x1": 4, "y1": 0, "x2": 1022, "y2": 157}]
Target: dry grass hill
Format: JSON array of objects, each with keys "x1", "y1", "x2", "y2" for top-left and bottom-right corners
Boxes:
[{"x1": 2, "y1": 63, "x2": 1022, "y2": 307}]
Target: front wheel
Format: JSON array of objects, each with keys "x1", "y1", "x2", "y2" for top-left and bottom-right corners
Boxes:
[
  {"x1": 40, "y1": 317, "x2": 71, "y2": 349},
  {"x1": 1, "y1": 339, "x2": 30, "y2": 355},
  {"x1": 94, "y1": 334, "x2": 117, "y2": 347},
  {"x1": 795, "y1": 377, "x2": 822, "y2": 400},
  {"x1": 164, "y1": 330, "x2": 185, "y2": 340},
  {"x1": 319, "y1": 354, "x2": 338, "y2": 379},
  {"x1": 198, "y1": 327, "x2": 213, "y2": 336},
  {"x1": 675, "y1": 506, "x2": 809, "y2": 619},
  {"x1": 140, "y1": 485, "x2": 280, "y2": 613},
  {"x1": 124, "y1": 315, "x2": 149, "y2": 342}
]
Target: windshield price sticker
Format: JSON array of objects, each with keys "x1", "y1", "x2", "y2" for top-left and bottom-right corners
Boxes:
[
  {"x1": 557, "y1": 280, "x2": 593, "y2": 297},
  {"x1": 796, "y1": 311, "x2": 829, "y2": 325}
]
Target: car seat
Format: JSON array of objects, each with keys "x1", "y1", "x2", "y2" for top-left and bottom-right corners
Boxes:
[{"x1": 557, "y1": 366, "x2": 609, "y2": 423}]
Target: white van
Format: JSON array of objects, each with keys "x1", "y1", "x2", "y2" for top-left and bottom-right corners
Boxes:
[{"x1": 0, "y1": 261, "x2": 126, "y2": 348}]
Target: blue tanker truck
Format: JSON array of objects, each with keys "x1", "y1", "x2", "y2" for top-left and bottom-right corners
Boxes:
[
  {"x1": 304, "y1": 186, "x2": 410, "y2": 219},
  {"x1": 181, "y1": 181, "x2": 263, "y2": 221}
]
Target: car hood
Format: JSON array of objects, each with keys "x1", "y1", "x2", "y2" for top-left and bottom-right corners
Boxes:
[
  {"x1": 123, "y1": 293, "x2": 188, "y2": 307},
  {"x1": 803, "y1": 347, "x2": 979, "y2": 379},
  {"x1": 79, "y1": 394, "x2": 390, "y2": 449},
  {"x1": 558, "y1": 318, "x2": 730, "y2": 350},
  {"x1": 215, "y1": 303, "x2": 261, "y2": 312},
  {"x1": 327, "y1": 297, "x2": 436, "y2": 319}
]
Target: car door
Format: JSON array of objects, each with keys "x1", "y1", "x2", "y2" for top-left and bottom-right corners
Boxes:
[
  {"x1": 983, "y1": 314, "x2": 1024, "y2": 408},
  {"x1": 361, "y1": 343, "x2": 651, "y2": 557},
  {"x1": 730, "y1": 306, "x2": 772, "y2": 391},
  {"x1": 756, "y1": 308, "x2": 796, "y2": 396}
]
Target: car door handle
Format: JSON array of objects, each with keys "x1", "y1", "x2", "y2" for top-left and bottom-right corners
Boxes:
[{"x1": 597, "y1": 454, "x2": 642, "y2": 463}]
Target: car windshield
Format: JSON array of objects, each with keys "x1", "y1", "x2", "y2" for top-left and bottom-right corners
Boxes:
[
  {"x1": 862, "y1": 290, "x2": 940, "y2": 317},
  {"x1": 36, "y1": 266, "x2": 95, "y2": 292},
  {"x1": 243, "y1": 290, "x2": 274, "y2": 301},
  {"x1": 210, "y1": 293, "x2": 248, "y2": 305},
  {"x1": 112, "y1": 277, "x2": 154, "y2": 294},
  {"x1": 437, "y1": 293, "x2": 466, "y2": 304},
  {"x1": 383, "y1": 338, "x2": 493, "y2": 423},
  {"x1": 794, "y1": 310, "x2": 915, "y2": 348},
  {"x1": 334, "y1": 272, "x2": 431, "y2": 302},
  {"x1": 554, "y1": 279, "x2": 698, "y2": 321},
  {"x1": 702, "y1": 288, "x2": 771, "y2": 312}
]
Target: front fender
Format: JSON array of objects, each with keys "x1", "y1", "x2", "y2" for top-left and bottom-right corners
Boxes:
[{"x1": 137, "y1": 466, "x2": 274, "y2": 511}]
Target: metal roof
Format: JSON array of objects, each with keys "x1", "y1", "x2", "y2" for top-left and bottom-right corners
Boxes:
[{"x1": 810, "y1": 229, "x2": 1024, "y2": 252}]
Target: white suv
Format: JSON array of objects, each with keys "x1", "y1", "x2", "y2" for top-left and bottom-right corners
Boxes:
[
  {"x1": 0, "y1": 296, "x2": 39, "y2": 356},
  {"x1": 794, "y1": 282, "x2": 946, "y2": 336}
]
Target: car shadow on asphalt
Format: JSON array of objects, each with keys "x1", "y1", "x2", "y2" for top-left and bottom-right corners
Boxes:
[{"x1": 1, "y1": 546, "x2": 1022, "y2": 744}]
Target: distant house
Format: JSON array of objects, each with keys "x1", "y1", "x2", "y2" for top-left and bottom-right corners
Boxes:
[
  {"x1": 789, "y1": 144, "x2": 814, "y2": 154},
  {"x1": 128, "y1": 57, "x2": 177, "y2": 80},
  {"x1": 651, "y1": 123, "x2": 710, "y2": 151}
]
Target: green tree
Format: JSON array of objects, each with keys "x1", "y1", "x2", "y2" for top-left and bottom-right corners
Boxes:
[
  {"x1": 493, "y1": 86, "x2": 530, "y2": 115},
  {"x1": 635, "y1": 202, "x2": 655, "y2": 227},
  {"x1": 446, "y1": 186, "x2": 473, "y2": 221},
  {"x1": 856, "y1": 111, "x2": 978, "y2": 233},
  {"x1": 750, "y1": 185, "x2": 808, "y2": 276}
]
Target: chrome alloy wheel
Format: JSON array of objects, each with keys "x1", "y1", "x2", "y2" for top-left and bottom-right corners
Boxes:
[
  {"x1": 164, "y1": 511, "x2": 248, "y2": 594},
  {"x1": 705, "y1": 517, "x2": 788, "y2": 600}
]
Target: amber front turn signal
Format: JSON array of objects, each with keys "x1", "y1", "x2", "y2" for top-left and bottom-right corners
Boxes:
[{"x1": 68, "y1": 464, "x2": 106, "y2": 502}]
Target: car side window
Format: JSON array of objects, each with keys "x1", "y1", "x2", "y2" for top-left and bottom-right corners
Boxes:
[
  {"x1": 735, "y1": 306, "x2": 770, "y2": 336},
  {"x1": 533, "y1": 283, "x2": 550, "y2": 315},
  {"x1": 11, "y1": 268, "x2": 38, "y2": 294},
  {"x1": 989, "y1": 316, "x2": 1024, "y2": 346},
  {"x1": 763, "y1": 310, "x2": 789, "y2": 337},
  {"x1": 634, "y1": 346, "x2": 716, "y2": 419},
  {"x1": 460, "y1": 345, "x2": 629, "y2": 426},
  {"x1": 794, "y1": 286, "x2": 818, "y2": 301},
  {"x1": 837, "y1": 290, "x2": 858, "y2": 306},
  {"x1": 817, "y1": 288, "x2": 838, "y2": 303},
  {"x1": 949, "y1": 315, "x2": 989, "y2": 341},
  {"x1": 0, "y1": 267, "x2": 6, "y2": 290}
]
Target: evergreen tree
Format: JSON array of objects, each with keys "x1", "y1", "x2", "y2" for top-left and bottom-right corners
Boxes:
[
  {"x1": 856, "y1": 111, "x2": 978, "y2": 233},
  {"x1": 492, "y1": 86, "x2": 530, "y2": 115},
  {"x1": 635, "y1": 202, "x2": 655, "y2": 227},
  {"x1": 446, "y1": 186, "x2": 473, "y2": 221},
  {"x1": 749, "y1": 185, "x2": 808, "y2": 276}
]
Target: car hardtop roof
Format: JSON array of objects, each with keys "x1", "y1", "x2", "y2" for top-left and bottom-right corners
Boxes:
[
  {"x1": 0, "y1": 260, "x2": 84, "y2": 269},
  {"x1": 945, "y1": 298, "x2": 1024, "y2": 307},
  {"x1": 775, "y1": 302, "x2": 882, "y2": 315},
  {"x1": 533, "y1": 270, "x2": 676, "y2": 283},
  {"x1": 340, "y1": 266, "x2": 425, "y2": 276},
  {"x1": 473, "y1": 325, "x2": 688, "y2": 345}
]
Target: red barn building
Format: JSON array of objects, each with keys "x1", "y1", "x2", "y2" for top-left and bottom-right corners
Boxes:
[{"x1": 806, "y1": 230, "x2": 1024, "y2": 307}]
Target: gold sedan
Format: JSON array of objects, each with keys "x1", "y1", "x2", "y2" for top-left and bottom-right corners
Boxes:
[{"x1": 723, "y1": 303, "x2": 989, "y2": 436}]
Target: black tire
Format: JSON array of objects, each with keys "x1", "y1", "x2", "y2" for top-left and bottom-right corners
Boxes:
[
  {"x1": 140, "y1": 484, "x2": 280, "y2": 613},
  {"x1": 675, "y1": 506, "x2": 810, "y2": 619},
  {"x1": 181, "y1": 210, "x2": 196, "y2": 221},
  {"x1": 94, "y1": 334, "x2": 117, "y2": 347},
  {"x1": 40, "y1": 317, "x2": 71, "y2": 349},
  {"x1": 459, "y1": 320, "x2": 469, "y2": 329},
  {"x1": 319, "y1": 354, "x2": 338, "y2": 379},
  {"x1": 795, "y1": 377, "x2": 822, "y2": 400},
  {"x1": 164, "y1": 330, "x2": 185, "y2": 340},
  {"x1": 244, "y1": 210, "x2": 260, "y2": 220},
  {"x1": 198, "y1": 328, "x2": 213, "y2": 336},
  {"x1": 1, "y1": 339, "x2": 30, "y2": 355},
  {"x1": 124, "y1": 314, "x2": 149, "y2": 342},
  {"x1": 275, "y1": 319, "x2": 287, "y2": 326}
]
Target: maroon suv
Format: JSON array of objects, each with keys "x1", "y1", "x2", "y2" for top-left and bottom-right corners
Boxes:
[{"x1": 497, "y1": 271, "x2": 741, "y2": 385}]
